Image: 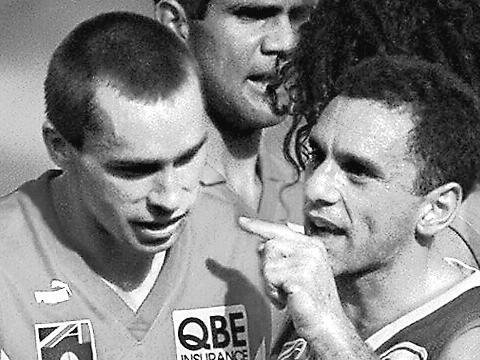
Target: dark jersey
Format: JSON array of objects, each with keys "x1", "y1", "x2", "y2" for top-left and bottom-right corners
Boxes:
[{"x1": 274, "y1": 267, "x2": 480, "y2": 360}]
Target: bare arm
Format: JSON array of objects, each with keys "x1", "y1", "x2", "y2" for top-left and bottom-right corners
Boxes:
[{"x1": 239, "y1": 217, "x2": 379, "y2": 360}]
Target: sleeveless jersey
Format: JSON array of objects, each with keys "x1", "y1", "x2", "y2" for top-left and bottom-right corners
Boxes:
[{"x1": 274, "y1": 268, "x2": 480, "y2": 360}]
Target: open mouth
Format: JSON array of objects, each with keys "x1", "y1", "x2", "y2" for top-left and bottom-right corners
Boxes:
[
  {"x1": 137, "y1": 215, "x2": 184, "y2": 231},
  {"x1": 132, "y1": 214, "x2": 187, "y2": 243},
  {"x1": 247, "y1": 74, "x2": 276, "y2": 92},
  {"x1": 312, "y1": 226, "x2": 347, "y2": 236},
  {"x1": 307, "y1": 217, "x2": 347, "y2": 237}
]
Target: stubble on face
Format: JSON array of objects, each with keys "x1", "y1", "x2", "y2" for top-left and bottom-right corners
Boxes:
[
  {"x1": 188, "y1": 0, "x2": 317, "y2": 130},
  {"x1": 304, "y1": 97, "x2": 423, "y2": 280}
]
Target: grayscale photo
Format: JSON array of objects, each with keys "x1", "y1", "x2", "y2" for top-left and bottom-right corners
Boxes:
[{"x1": 0, "y1": 1, "x2": 479, "y2": 359}]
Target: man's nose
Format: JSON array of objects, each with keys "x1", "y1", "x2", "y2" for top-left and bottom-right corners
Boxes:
[
  {"x1": 261, "y1": 15, "x2": 297, "y2": 55},
  {"x1": 146, "y1": 166, "x2": 181, "y2": 214},
  {"x1": 304, "y1": 159, "x2": 342, "y2": 206}
]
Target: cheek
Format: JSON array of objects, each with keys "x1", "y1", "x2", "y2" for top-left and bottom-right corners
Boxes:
[
  {"x1": 214, "y1": 23, "x2": 260, "y2": 69},
  {"x1": 363, "y1": 191, "x2": 418, "y2": 244},
  {"x1": 177, "y1": 162, "x2": 204, "y2": 190},
  {"x1": 347, "y1": 186, "x2": 412, "y2": 232},
  {"x1": 89, "y1": 177, "x2": 151, "y2": 217}
]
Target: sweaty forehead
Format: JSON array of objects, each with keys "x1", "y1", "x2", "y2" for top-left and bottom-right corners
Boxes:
[
  {"x1": 312, "y1": 96, "x2": 414, "y2": 159},
  {"x1": 87, "y1": 80, "x2": 206, "y2": 151}
]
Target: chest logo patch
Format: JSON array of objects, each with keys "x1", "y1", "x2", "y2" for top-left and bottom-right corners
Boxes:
[
  {"x1": 379, "y1": 342, "x2": 428, "y2": 360},
  {"x1": 34, "y1": 279, "x2": 72, "y2": 305},
  {"x1": 172, "y1": 304, "x2": 250, "y2": 360},
  {"x1": 34, "y1": 320, "x2": 97, "y2": 360},
  {"x1": 277, "y1": 338, "x2": 309, "y2": 360}
]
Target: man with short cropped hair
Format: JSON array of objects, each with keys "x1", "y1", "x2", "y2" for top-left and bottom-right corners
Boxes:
[{"x1": 0, "y1": 12, "x2": 272, "y2": 360}]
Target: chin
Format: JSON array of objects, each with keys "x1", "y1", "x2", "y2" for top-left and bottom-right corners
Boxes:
[
  {"x1": 238, "y1": 108, "x2": 284, "y2": 130},
  {"x1": 215, "y1": 95, "x2": 281, "y2": 131}
]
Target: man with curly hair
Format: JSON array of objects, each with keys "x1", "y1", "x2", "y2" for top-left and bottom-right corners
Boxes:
[
  {"x1": 241, "y1": 55, "x2": 480, "y2": 360},
  {"x1": 279, "y1": 0, "x2": 480, "y2": 267},
  {"x1": 239, "y1": 1, "x2": 480, "y2": 359}
]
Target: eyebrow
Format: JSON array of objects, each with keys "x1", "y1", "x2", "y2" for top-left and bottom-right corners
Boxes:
[
  {"x1": 336, "y1": 151, "x2": 385, "y2": 179},
  {"x1": 308, "y1": 136, "x2": 385, "y2": 178},
  {"x1": 227, "y1": 2, "x2": 283, "y2": 15},
  {"x1": 107, "y1": 134, "x2": 208, "y2": 168},
  {"x1": 174, "y1": 133, "x2": 208, "y2": 164}
]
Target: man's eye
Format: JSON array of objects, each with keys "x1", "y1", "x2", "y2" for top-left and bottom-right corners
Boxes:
[
  {"x1": 343, "y1": 161, "x2": 374, "y2": 183},
  {"x1": 234, "y1": 7, "x2": 277, "y2": 21},
  {"x1": 109, "y1": 166, "x2": 155, "y2": 179}
]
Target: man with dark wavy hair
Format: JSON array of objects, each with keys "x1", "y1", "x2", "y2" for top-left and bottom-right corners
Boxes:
[
  {"x1": 278, "y1": 0, "x2": 480, "y2": 267},
  {"x1": 241, "y1": 55, "x2": 480, "y2": 360}
]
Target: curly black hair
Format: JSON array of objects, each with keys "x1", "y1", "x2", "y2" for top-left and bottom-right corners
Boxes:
[{"x1": 278, "y1": 0, "x2": 480, "y2": 192}]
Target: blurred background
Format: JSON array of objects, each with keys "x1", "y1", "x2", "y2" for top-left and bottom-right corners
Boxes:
[{"x1": 0, "y1": 0, "x2": 154, "y2": 196}]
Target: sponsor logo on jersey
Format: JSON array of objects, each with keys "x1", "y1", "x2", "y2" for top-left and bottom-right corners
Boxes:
[
  {"x1": 379, "y1": 342, "x2": 428, "y2": 360},
  {"x1": 34, "y1": 279, "x2": 72, "y2": 304},
  {"x1": 172, "y1": 305, "x2": 250, "y2": 360},
  {"x1": 34, "y1": 320, "x2": 97, "y2": 360},
  {"x1": 277, "y1": 338, "x2": 309, "y2": 360}
]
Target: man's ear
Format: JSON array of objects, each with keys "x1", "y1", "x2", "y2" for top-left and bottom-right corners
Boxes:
[
  {"x1": 154, "y1": 0, "x2": 190, "y2": 42},
  {"x1": 42, "y1": 121, "x2": 74, "y2": 169},
  {"x1": 416, "y1": 182, "x2": 463, "y2": 237}
]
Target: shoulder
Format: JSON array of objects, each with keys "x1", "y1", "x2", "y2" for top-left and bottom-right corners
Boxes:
[
  {"x1": 0, "y1": 187, "x2": 32, "y2": 242},
  {"x1": 372, "y1": 274, "x2": 480, "y2": 359},
  {"x1": 0, "y1": 173, "x2": 56, "y2": 261},
  {"x1": 438, "y1": 325, "x2": 480, "y2": 360}
]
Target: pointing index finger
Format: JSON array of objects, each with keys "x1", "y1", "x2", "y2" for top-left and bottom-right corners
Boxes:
[{"x1": 238, "y1": 216, "x2": 303, "y2": 242}]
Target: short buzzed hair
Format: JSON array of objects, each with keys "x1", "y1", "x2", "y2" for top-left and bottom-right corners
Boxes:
[{"x1": 45, "y1": 11, "x2": 197, "y2": 149}]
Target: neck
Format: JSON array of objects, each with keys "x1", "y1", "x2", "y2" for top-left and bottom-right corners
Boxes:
[
  {"x1": 50, "y1": 174, "x2": 158, "y2": 291},
  {"x1": 206, "y1": 119, "x2": 263, "y2": 210},
  {"x1": 336, "y1": 244, "x2": 464, "y2": 339}
]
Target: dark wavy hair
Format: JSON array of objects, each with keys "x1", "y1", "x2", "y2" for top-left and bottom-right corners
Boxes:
[
  {"x1": 45, "y1": 11, "x2": 197, "y2": 149},
  {"x1": 276, "y1": 0, "x2": 480, "y2": 194}
]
